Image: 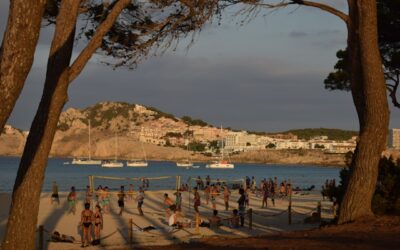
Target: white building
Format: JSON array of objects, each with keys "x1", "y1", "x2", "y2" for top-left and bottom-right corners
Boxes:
[{"x1": 389, "y1": 128, "x2": 400, "y2": 149}]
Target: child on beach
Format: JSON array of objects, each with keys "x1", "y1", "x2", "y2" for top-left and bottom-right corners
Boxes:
[
  {"x1": 93, "y1": 204, "x2": 103, "y2": 245},
  {"x1": 117, "y1": 186, "x2": 125, "y2": 216},
  {"x1": 51, "y1": 181, "x2": 60, "y2": 205},
  {"x1": 67, "y1": 186, "x2": 77, "y2": 215},
  {"x1": 136, "y1": 187, "x2": 145, "y2": 216},
  {"x1": 80, "y1": 202, "x2": 93, "y2": 247}
]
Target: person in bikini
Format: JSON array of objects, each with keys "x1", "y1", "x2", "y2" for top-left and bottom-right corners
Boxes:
[
  {"x1": 80, "y1": 202, "x2": 93, "y2": 248},
  {"x1": 51, "y1": 181, "x2": 60, "y2": 205},
  {"x1": 93, "y1": 204, "x2": 103, "y2": 245}
]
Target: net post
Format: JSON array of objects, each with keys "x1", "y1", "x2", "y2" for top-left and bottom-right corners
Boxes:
[
  {"x1": 195, "y1": 212, "x2": 200, "y2": 235},
  {"x1": 129, "y1": 218, "x2": 133, "y2": 246},
  {"x1": 317, "y1": 201, "x2": 322, "y2": 220},
  {"x1": 38, "y1": 225, "x2": 44, "y2": 250},
  {"x1": 248, "y1": 208, "x2": 253, "y2": 230},
  {"x1": 288, "y1": 195, "x2": 292, "y2": 225},
  {"x1": 188, "y1": 178, "x2": 191, "y2": 211}
]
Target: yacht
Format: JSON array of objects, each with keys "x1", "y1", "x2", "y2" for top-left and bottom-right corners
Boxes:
[
  {"x1": 71, "y1": 120, "x2": 101, "y2": 165},
  {"x1": 126, "y1": 159, "x2": 148, "y2": 167},
  {"x1": 102, "y1": 134, "x2": 123, "y2": 168},
  {"x1": 127, "y1": 132, "x2": 149, "y2": 167},
  {"x1": 205, "y1": 126, "x2": 235, "y2": 169}
]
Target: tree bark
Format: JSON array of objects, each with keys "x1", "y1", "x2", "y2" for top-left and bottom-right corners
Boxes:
[
  {"x1": 1, "y1": 1, "x2": 80, "y2": 249},
  {"x1": 2, "y1": 1, "x2": 130, "y2": 249},
  {"x1": 338, "y1": 0, "x2": 390, "y2": 223},
  {"x1": 0, "y1": 0, "x2": 46, "y2": 130}
]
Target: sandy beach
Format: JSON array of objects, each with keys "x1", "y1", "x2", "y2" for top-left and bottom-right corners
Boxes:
[{"x1": 0, "y1": 190, "x2": 333, "y2": 250}]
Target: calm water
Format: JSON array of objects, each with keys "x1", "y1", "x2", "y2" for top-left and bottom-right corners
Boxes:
[{"x1": 0, "y1": 157, "x2": 340, "y2": 192}]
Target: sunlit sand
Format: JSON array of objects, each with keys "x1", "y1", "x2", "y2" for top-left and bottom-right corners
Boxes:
[{"x1": 0, "y1": 190, "x2": 334, "y2": 249}]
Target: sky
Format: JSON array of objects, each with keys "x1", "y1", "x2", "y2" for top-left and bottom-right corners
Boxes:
[{"x1": 1, "y1": 1, "x2": 399, "y2": 132}]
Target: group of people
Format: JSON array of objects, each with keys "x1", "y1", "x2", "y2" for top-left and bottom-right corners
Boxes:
[{"x1": 48, "y1": 175, "x2": 297, "y2": 245}]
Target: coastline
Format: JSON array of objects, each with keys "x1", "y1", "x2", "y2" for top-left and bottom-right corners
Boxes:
[{"x1": 0, "y1": 149, "x2": 347, "y2": 168}]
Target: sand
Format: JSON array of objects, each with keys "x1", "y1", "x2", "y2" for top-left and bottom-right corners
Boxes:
[{"x1": 0, "y1": 190, "x2": 333, "y2": 250}]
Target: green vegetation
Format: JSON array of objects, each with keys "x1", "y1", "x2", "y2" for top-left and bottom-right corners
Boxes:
[
  {"x1": 266, "y1": 143, "x2": 276, "y2": 149},
  {"x1": 188, "y1": 141, "x2": 207, "y2": 152},
  {"x1": 277, "y1": 128, "x2": 358, "y2": 141},
  {"x1": 57, "y1": 122, "x2": 70, "y2": 131},
  {"x1": 165, "y1": 132, "x2": 182, "y2": 138},
  {"x1": 83, "y1": 102, "x2": 135, "y2": 127},
  {"x1": 181, "y1": 115, "x2": 208, "y2": 127},
  {"x1": 147, "y1": 106, "x2": 178, "y2": 121},
  {"x1": 323, "y1": 154, "x2": 400, "y2": 215}
]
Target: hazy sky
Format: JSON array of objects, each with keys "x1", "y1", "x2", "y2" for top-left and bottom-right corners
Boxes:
[{"x1": 1, "y1": 1, "x2": 399, "y2": 132}]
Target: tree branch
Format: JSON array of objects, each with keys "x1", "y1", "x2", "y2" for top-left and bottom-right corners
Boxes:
[
  {"x1": 388, "y1": 75, "x2": 400, "y2": 108},
  {"x1": 295, "y1": 1, "x2": 349, "y2": 24},
  {"x1": 68, "y1": 0, "x2": 130, "y2": 82},
  {"x1": 245, "y1": 0, "x2": 348, "y2": 24}
]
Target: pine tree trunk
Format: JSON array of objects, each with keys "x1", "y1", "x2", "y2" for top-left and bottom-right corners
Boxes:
[
  {"x1": 338, "y1": 0, "x2": 390, "y2": 223},
  {"x1": 1, "y1": 1, "x2": 80, "y2": 249},
  {"x1": 0, "y1": 0, "x2": 46, "y2": 130}
]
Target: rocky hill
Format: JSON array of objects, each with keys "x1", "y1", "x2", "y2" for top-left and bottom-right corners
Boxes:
[{"x1": 0, "y1": 102, "x2": 220, "y2": 161}]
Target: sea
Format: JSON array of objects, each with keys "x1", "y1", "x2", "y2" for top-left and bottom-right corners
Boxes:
[{"x1": 0, "y1": 157, "x2": 341, "y2": 193}]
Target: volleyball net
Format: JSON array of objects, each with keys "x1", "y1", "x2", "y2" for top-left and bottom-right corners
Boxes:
[
  {"x1": 186, "y1": 176, "x2": 245, "y2": 190},
  {"x1": 88, "y1": 175, "x2": 181, "y2": 193}
]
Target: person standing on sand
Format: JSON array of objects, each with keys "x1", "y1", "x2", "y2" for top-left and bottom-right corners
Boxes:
[
  {"x1": 193, "y1": 187, "x2": 201, "y2": 213},
  {"x1": 204, "y1": 185, "x2": 211, "y2": 205},
  {"x1": 164, "y1": 193, "x2": 174, "y2": 216},
  {"x1": 117, "y1": 186, "x2": 126, "y2": 216},
  {"x1": 85, "y1": 185, "x2": 93, "y2": 206},
  {"x1": 80, "y1": 202, "x2": 93, "y2": 248},
  {"x1": 262, "y1": 186, "x2": 269, "y2": 208},
  {"x1": 206, "y1": 175, "x2": 211, "y2": 186},
  {"x1": 51, "y1": 181, "x2": 60, "y2": 205},
  {"x1": 102, "y1": 186, "x2": 110, "y2": 213},
  {"x1": 128, "y1": 184, "x2": 134, "y2": 201},
  {"x1": 93, "y1": 204, "x2": 103, "y2": 245},
  {"x1": 210, "y1": 185, "x2": 218, "y2": 210},
  {"x1": 223, "y1": 185, "x2": 230, "y2": 211},
  {"x1": 237, "y1": 188, "x2": 246, "y2": 227},
  {"x1": 136, "y1": 187, "x2": 145, "y2": 216},
  {"x1": 175, "y1": 191, "x2": 182, "y2": 211},
  {"x1": 67, "y1": 186, "x2": 77, "y2": 215}
]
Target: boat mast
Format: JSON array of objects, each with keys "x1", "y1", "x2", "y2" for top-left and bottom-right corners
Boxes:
[
  {"x1": 220, "y1": 125, "x2": 224, "y2": 161},
  {"x1": 88, "y1": 119, "x2": 91, "y2": 160},
  {"x1": 115, "y1": 134, "x2": 118, "y2": 162}
]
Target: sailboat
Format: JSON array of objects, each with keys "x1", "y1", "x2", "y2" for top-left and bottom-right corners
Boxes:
[
  {"x1": 176, "y1": 130, "x2": 193, "y2": 167},
  {"x1": 71, "y1": 120, "x2": 101, "y2": 165},
  {"x1": 206, "y1": 126, "x2": 234, "y2": 169},
  {"x1": 127, "y1": 140, "x2": 148, "y2": 167},
  {"x1": 102, "y1": 134, "x2": 123, "y2": 168}
]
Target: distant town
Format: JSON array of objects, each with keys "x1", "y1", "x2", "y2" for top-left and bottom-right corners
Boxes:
[{"x1": 2, "y1": 102, "x2": 399, "y2": 158}]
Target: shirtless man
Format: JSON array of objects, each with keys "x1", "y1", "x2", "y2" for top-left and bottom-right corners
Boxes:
[
  {"x1": 193, "y1": 187, "x2": 201, "y2": 213},
  {"x1": 209, "y1": 210, "x2": 222, "y2": 229},
  {"x1": 223, "y1": 185, "x2": 231, "y2": 211}
]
